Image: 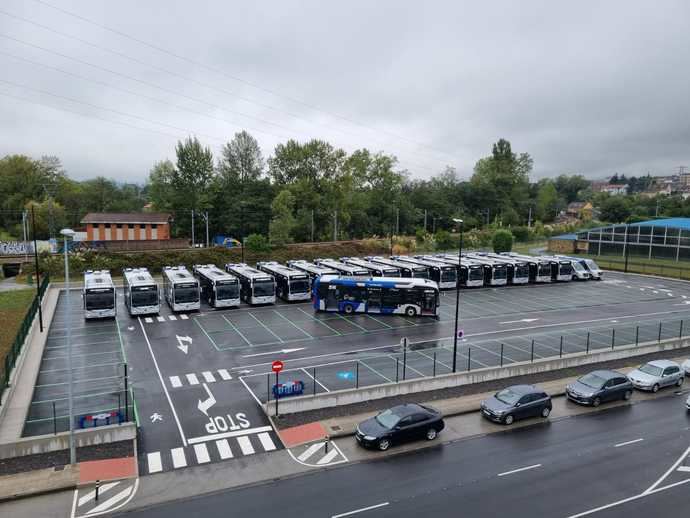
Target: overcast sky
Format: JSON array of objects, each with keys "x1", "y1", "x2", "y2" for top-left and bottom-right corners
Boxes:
[{"x1": 1, "y1": 0, "x2": 689, "y2": 183}]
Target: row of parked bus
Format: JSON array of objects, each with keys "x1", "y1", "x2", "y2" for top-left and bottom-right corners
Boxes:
[{"x1": 79, "y1": 253, "x2": 602, "y2": 319}]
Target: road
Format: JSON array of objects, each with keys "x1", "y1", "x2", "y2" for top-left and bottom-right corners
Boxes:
[{"x1": 120, "y1": 392, "x2": 690, "y2": 517}]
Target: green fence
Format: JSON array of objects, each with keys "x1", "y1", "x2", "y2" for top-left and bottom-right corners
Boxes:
[
  {"x1": 1, "y1": 275, "x2": 49, "y2": 401},
  {"x1": 582, "y1": 256, "x2": 690, "y2": 280}
]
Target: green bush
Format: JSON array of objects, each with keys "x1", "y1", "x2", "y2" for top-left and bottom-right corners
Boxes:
[
  {"x1": 492, "y1": 229, "x2": 514, "y2": 253},
  {"x1": 244, "y1": 234, "x2": 271, "y2": 253},
  {"x1": 511, "y1": 226, "x2": 529, "y2": 242}
]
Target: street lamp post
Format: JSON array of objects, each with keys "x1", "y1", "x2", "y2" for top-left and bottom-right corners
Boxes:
[
  {"x1": 60, "y1": 228, "x2": 76, "y2": 465},
  {"x1": 451, "y1": 218, "x2": 464, "y2": 373}
]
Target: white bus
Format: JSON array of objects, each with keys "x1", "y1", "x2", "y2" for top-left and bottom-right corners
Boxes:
[
  {"x1": 463, "y1": 254, "x2": 509, "y2": 286},
  {"x1": 314, "y1": 258, "x2": 370, "y2": 277},
  {"x1": 225, "y1": 263, "x2": 276, "y2": 305},
  {"x1": 286, "y1": 260, "x2": 338, "y2": 280},
  {"x1": 162, "y1": 266, "x2": 201, "y2": 312},
  {"x1": 256, "y1": 261, "x2": 311, "y2": 302},
  {"x1": 392, "y1": 256, "x2": 457, "y2": 289},
  {"x1": 365, "y1": 256, "x2": 430, "y2": 279},
  {"x1": 540, "y1": 255, "x2": 577, "y2": 281},
  {"x1": 340, "y1": 257, "x2": 401, "y2": 277},
  {"x1": 82, "y1": 270, "x2": 117, "y2": 319},
  {"x1": 193, "y1": 264, "x2": 241, "y2": 308},
  {"x1": 501, "y1": 253, "x2": 553, "y2": 283},
  {"x1": 122, "y1": 267, "x2": 159, "y2": 316},
  {"x1": 484, "y1": 254, "x2": 531, "y2": 285},
  {"x1": 432, "y1": 254, "x2": 485, "y2": 288}
]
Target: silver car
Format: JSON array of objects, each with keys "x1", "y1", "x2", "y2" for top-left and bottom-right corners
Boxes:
[
  {"x1": 682, "y1": 358, "x2": 690, "y2": 376},
  {"x1": 628, "y1": 360, "x2": 684, "y2": 392},
  {"x1": 686, "y1": 394, "x2": 690, "y2": 411}
]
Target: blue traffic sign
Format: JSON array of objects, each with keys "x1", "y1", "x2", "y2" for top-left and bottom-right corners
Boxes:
[{"x1": 337, "y1": 371, "x2": 354, "y2": 380}]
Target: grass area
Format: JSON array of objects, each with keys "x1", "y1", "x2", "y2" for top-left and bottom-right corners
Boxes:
[
  {"x1": 0, "y1": 289, "x2": 36, "y2": 379},
  {"x1": 513, "y1": 240, "x2": 547, "y2": 254},
  {"x1": 580, "y1": 254, "x2": 690, "y2": 280}
]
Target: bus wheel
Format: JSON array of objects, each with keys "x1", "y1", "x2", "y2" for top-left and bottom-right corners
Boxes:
[
  {"x1": 405, "y1": 306, "x2": 417, "y2": 318},
  {"x1": 344, "y1": 304, "x2": 355, "y2": 315}
]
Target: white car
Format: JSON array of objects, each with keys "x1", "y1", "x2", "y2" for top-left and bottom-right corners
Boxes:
[
  {"x1": 627, "y1": 360, "x2": 684, "y2": 392},
  {"x1": 682, "y1": 358, "x2": 690, "y2": 376}
]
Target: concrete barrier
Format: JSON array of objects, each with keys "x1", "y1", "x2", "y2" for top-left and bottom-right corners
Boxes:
[
  {"x1": 265, "y1": 337, "x2": 690, "y2": 416},
  {"x1": 0, "y1": 422, "x2": 136, "y2": 459}
]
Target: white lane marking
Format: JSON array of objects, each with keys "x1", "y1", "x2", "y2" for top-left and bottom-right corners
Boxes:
[
  {"x1": 499, "y1": 318, "x2": 539, "y2": 324},
  {"x1": 187, "y1": 425, "x2": 274, "y2": 445},
  {"x1": 180, "y1": 314, "x2": 189, "y2": 320},
  {"x1": 194, "y1": 443, "x2": 211, "y2": 464},
  {"x1": 498, "y1": 464, "x2": 542, "y2": 477},
  {"x1": 302, "y1": 367, "x2": 331, "y2": 392},
  {"x1": 257, "y1": 432, "x2": 276, "y2": 451},
  {"x1": 169, "y1": 376, "x2": 182, "y2": 388},
  {"x1": 216, "y1": 439, "x2": 233, "y2": 459},
  {"x1": 144, "y1": 317, "x2": 153, "y2": 323},
  {"x1": 147, "y1": 452, "x2": 162, "y2": 473},
  {"x1": 332, "y1": 502, "x2": 390, "y2": 518},
  {"x1": 614, "y1": 438, "x2": 644, "y2": 448},
  {"x1": 138, "y1": 318, "x2": 187, "y2": 446},
  {"x1": 566, "y1": 479, "x2": 690, "y2": 517},
  {"x1": 169, "y1": 315, "x2": 177, "y2": 321},
  {"x1": 86, "y1": 485, "x2": 133, "y2": 515},
  {"x1": 298, "y1": 442, "x2": 324, "y2": 462},
  {"x1": 217, "y1": 368, "x2": 232, "y2": 380},
  {"x1": 317, "y1": 448, "x2": 340, "y2": 465},
  {"x1": 171, "y1": 447, "x2": 187, "y2": 469},
  {"x1": 186, "y1": 373, "x2": 199, "y2": 385},
  {"x1": 678, "y1": 466, "x2": 690, "y2": 472},
  {"x1": 157, "y1": 316, "x2": 165, "y2": 322},
  {"x1": 237, "y1": 436, "x2": 255, "y2": 455},
  {"x1": 78, "y1": 481, "x2": 120, "y2": 507},
  {"x1": 644, "y1": 444, "x2": 690, "y2": 494},
  {"x1": 202, "y1": 371, "x2": 216, "y2": 383}
]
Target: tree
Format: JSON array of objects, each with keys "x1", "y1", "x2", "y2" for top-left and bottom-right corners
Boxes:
[
  {"x1": 217, "y1": 131, "x2": 264, "y2": 183},
  {"x1": 269, "y1": 190, "x2": 296, "y2": 245},
  {"x1": 492, "y1": 229, "x2": 514, "y2": 253},
  {"x1": 536, "y1": 180, "x2": 562, "y2": 222},
  {"x1": 599, "y1": 196, "x2": 632, "y2": 223},
  {"x1": 554, "y1": 174, "x2": 590, "y2": 203},
  {"x1": 147, "y1": 160, "x2": 177, "y2": 211}
]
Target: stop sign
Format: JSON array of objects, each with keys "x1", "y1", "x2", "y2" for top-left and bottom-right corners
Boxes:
[{"x1": 272, "y1": 360, "x2": 284, "y2": 373}]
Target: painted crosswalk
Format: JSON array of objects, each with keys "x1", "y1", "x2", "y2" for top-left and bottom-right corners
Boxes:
[
  {"x1": 289, "y1": 440, "x2": 348, "y2": 467},
  {"x1": 144, "y1": 431, "x2": 280, "y2": 474},
  {"x1": 143, "y1": 314, "x2": 191, "y2": 324},
  {"x1": 168, "y1": 368, "x2": 233, "y2": 388}
]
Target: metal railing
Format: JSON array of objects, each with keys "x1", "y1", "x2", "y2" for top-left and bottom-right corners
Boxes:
[{"x1": 1, "y1": 275, "x2": 49, "y2": 401}]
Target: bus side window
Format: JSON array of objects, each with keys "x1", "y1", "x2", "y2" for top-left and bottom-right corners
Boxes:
[
  {"x1": 382, "y1": 288, "x2": 402, "y2": 306},
  {"x1": 317, "y1": 283, "x2": 329, "y2": 299}
]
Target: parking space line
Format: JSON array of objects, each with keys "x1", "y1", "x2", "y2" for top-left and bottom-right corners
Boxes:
[
  {"x1": 363, "y1": 314, "x2": 392, "y2": 329},
  {"x1": 359, "y1": 359, "x2": 392, "y2": 383},
  {"x1": 301, "y1": 368, "x2": 331, "y2": 392},
  {"x1": 247, "y1": 312, "x2": 284, "y2": 343},
  {"x1": 297, "y1": 307, "x2": 342, "y2": 335},
  {"x1": 43, "y1": 349, "x2": 120, "y2": 360},
  {"x1": 192, "y1": 318, "x2": 222, "y2": 351},
  {"x1": 39, "y1": 361, "x2": 122, "y2": 374},
  {"x1": 332, "y1": 313, "x2": 369, "y2": 332},
  {"x1": 45, "y1": 339, "x2": 118, "y2": 351},
  {"x1": 221, "y1": 315, "x2": 253, "y2": 345},
  {"x1": 35, "y1": 374, "x2": 121, "y2": 388},
  {"x1": 273, "y1": 310, "x2": 314, "y2": 338},
  {"x1": 498, "y1": 464, "x2": 542, "y2": 477},
  {"x1": 388, "y1": 355, "x2": 425, "y2": 377},
  {"x1": 32, "y1": 389, "x2": 122, "y2": 405},
  {"x1": 417, "y1": 349, "x2": 452, "y2": 370}
]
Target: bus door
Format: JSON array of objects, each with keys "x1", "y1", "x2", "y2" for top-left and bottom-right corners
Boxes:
[
  {"x1": 325, "y1": 284, "x2": 338, "y2": 310},
  {"x1": 367, "y1": 287, "x2": 382, "y2": 313},
  {"x1": 421, "y1": 289, "x2": 437, "y2": 315}
]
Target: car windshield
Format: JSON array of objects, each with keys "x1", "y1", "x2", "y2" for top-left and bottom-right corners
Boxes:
[
  {"x1": 375, "y1": 408, "x2": 401, "y2": 429},
  {"x1": 174, "y1": 286, "x2": 199, "y2": 303},
  {"x1": 578, "y1": 373, "x2": 606, "y2": 389},
  {"x1": 495, "y1": 388, "x2": 522, "y2": 406},
  {"x1": 253, "y1": 280, "x2": 274, "y2": 297},
  {"x1": 638, "y1": 364, "x2": 663, "y2": 376}
]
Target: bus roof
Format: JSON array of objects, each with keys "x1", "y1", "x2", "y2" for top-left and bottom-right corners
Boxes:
[
  {"x1": 122, "y1": 267, "x2": 157, "y2": 287},
  {"x1": 226, "y1": 263, "x2": 274, "y2": 281},
  {"x1": 256, "y1": 261, "x2": 309, "y2": 278},
  {"x1": 287, "y1": 260, "x2": 338, "y2": 276},
  {"x1": 341, "y1": 257, "x2": 399, "y2": 272},
  {"x1": 194, "y1": 264, "x2": 238, "y2": 282},
  {"x1": 318, "y1": 275, "x2": 438, "y2": 290},
  {"x1": 365, "y1": 256, "x2": 427, "y2": 270},
  {"x1": 162, "y1": 266, "x2": 197, "y2": 283},
  {"x1": 394, "y1": 256, "x2": 454, "y2": 269},
  {"x1": 315, "y1": 258, "x2": 369, "y2": 275},
  {"x1": 84, "y1": 270, "x2": 114, "y2": 290}
]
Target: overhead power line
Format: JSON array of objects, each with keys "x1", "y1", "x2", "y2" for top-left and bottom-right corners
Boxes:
[
  {"x1": 0, "y1": 7, "x2": 452, "y2": 171},
  {"x1": 31, "y1": 0, "x2": 458, "y2": 162}
]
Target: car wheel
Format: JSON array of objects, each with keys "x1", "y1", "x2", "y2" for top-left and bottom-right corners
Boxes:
[
  {"x1": 541, "y1": 406, "x2": 551, "y2": 418},
  {"x1": 405, "y1": 306, "x2": 417, "y2": 318},
  {"x1": 503, "y1": 414, "x2": 514, "y2": 425},
  {"x1": 677, "y1": 377, "x2": 684, "y2": 387},
  {"x1": 378, "y1": 438, "x2": 390, "y2": 451},
  {"x1": 426, "y1": 428, "x2": 437, "y2": 441},
  {"x1": 344, "y1": 304, "x2": 354, "y2": 315},
  {"x1": 592, "y1": 397, "x2": 601, "y2": 408},
  {"x1": 652, "y1": 384, "x2": 660, "y2": 393},
  {"x1": 623, "y1": 390, "x2": 632, "y2": 401}
]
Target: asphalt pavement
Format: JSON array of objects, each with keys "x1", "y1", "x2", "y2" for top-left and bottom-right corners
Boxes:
[{"x1": 114, "y1": 393, "x2": 690, "y2": 518}]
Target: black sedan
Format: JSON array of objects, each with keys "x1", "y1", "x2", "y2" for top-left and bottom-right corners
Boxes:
[
  {"x1": 480, "y1": 385, "x2": 552, "y2": 425},
  {"x1": 566, "y1": 370, "x2": 633, "y2": 407},
  {"x1": 355, "y1": 403, "x2": 444, "y2": 451}
]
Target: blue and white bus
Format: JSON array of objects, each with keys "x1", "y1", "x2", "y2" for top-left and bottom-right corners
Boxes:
[{"x1": 313, "y1": 275, "x2": 440, "y2": 318}]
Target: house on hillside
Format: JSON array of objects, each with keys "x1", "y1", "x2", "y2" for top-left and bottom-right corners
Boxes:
[
  {"x1": 565, "y1": 201, "x2": 593, "y2": 221},
  {"x1": 592, "y1": 183, "x2": 629, "y2": 195},
  {"x1": 81, "y1": 212, "x2": 172, "y2": 241}
]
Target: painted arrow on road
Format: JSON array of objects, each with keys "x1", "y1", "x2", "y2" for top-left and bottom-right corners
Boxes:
[
  {"x1": 498, "y1": 318, "x2": 540, "y2": 325},
  {"x1": 197, "y1": 383, "x2": 216, "y2": 417},
  {"x1": 242, "y1": 347, "x2": 305, "y2": 358},
  {"x1": 176, "y1": 335, "x2": 192, "y2": 354}
]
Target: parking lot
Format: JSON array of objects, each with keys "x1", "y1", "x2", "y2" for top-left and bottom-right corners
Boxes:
[{"x1": 23, "y1": 271, "x2": 690, "y2": 475}]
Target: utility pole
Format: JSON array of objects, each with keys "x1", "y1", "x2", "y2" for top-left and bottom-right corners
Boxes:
[
  {"x1": 22, "y1": 210, "x2": 28, "y2": 263},
  {"x1": 395, "y1": 208, "x2": 400, "y2": 235},
  {"x1": 311, "y1": 209, "x2": 315, "y2": 242},
  {"x1": 191, "y1": 209, "x2": 195, "y2": 247},
  {"x1": 424, "y1": 209, "x2": 427, "y2": 233},
  {"x1": 31, "y1": 207, "x2": 43, "y2": 332},
  {"x1": 527, "y1": 206, "x2": 532, "y2": 229},
  {"x1": 203, "y1": 211, "x2": 209, "y2": 248},
  {"x1": 333, "y1": 211, "x2": 337, "y2": 242}
]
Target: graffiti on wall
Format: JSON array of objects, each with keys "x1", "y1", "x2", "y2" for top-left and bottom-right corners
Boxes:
[{"x1": 0, "y1": 241, "x2": 35, "y2": 255}]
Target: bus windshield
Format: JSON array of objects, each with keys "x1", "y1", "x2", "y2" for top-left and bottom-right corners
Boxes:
[
  {"x1": 413, "y1": 269, "x2": 429, "y2": 279},
  {"x1": 538, "y1": 264, "x2": 552, "y2": 276},
  {"x1": 253, "y1": 279, "x2": 274, "y2": 297},
  {"x1": 515, "y1": 264, "x2": 530, "y2": 278},
  {"x1": 216, "y1": 282, "x2": 239, "y2": 300},
  {"x1": 493, "y1": 267, "x2": 507, "y2": 280},
  {"x1": 131, "y1": 286, "x2": 158, "y2": 307},
  {"x1": 469, "y1": 268, "x2": 484, "y2": 281},
  {"x1": 85, "y1": 288, "x2": 115, "y2": 310},
  {"x1": 289, "y1": 278, "x2": 310, "y2": 294},
  {"x1": 440, "y1": 268, "x2": 456, "y2": 282},
  {"x1": 174, "y1": 284, "x2": 199, "y2": 303},
  {"x1": 560, "y1": 263, "x2": 573, "y2": 275}
]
